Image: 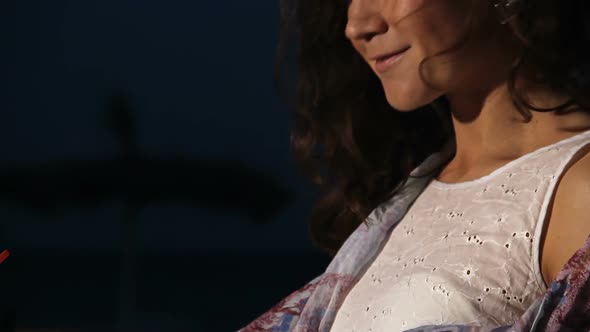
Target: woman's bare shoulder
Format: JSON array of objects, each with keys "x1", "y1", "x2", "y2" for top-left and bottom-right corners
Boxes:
[{"x1": 541, "y1": 144, "x2": 590, "y2": 284}]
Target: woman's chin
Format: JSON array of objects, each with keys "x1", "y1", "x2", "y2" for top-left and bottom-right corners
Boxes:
[
  {"x1": 385, "y1": 94, "x2": 431, "y2": 112},
  {"x1": 383, "y1": 86, "x2": 440, "y2": 112}
]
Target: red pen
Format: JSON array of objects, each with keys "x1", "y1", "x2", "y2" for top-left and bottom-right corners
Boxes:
[{"x1": 0, "y1": 250, "x2": 9, "y2": 264}]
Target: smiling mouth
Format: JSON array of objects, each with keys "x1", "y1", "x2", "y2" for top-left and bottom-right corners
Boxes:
[{"x1": 374, "y1": 47, "x2": 411, "y2": 73}]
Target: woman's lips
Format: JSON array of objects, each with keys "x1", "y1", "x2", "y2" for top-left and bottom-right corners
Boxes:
[{"x1": 374, "y1": 47, "x2": 410, "y2": 73}]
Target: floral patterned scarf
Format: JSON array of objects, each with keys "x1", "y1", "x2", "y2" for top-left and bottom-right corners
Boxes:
[{"x1": 239, "y1": 144, "x2": 590, "y2": 332}]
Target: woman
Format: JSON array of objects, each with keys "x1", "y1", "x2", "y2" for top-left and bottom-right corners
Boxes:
[{"x1": 241, "y1": 0, "x2": 590, "y2": 330}]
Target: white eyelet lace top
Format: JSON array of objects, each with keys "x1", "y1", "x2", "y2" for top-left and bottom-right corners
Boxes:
[{"x1": 330, "y1": 129, "x2": 590, "y2": 332}]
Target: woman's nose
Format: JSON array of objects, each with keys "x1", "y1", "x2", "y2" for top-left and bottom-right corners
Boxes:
[{"x1": 345, "y1": 1, "x2": 388, "y2": 42}]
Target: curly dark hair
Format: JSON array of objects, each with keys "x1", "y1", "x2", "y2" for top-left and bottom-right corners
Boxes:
[{"x1": 274, "y1": 0, "x2": 590, "y2": 256}]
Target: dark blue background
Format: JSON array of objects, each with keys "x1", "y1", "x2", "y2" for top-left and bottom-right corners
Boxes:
[{"x1": 2, "y1": 1, "x2": 330, "y2": 331}]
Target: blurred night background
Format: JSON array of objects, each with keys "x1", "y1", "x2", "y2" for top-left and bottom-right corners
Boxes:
[{"x1": 1, "y1": 1, "x2": 330, "y2": 331}]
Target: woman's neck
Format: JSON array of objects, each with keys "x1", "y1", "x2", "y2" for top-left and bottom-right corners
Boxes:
[{"x1": 442, "y1": 81, "x2": 590, "y2": 179}]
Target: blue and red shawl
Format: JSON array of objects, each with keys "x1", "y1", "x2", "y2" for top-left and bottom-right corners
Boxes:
[{"x1": 239, "y1": 146, "x2": 590, "y2": 332}]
